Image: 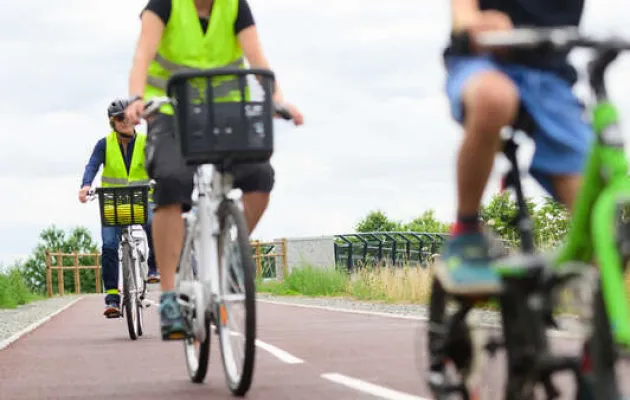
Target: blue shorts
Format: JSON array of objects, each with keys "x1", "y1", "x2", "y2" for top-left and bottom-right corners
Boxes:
[{"x1": 445, "y1": 55, "x2": 594, "y2": 198}]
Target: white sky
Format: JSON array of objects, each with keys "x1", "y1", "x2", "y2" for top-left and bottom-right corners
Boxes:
[{"x1": 2, "y1": 0, "x2": 630, "y2": 265}]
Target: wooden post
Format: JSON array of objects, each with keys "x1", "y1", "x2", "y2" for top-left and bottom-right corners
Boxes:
[
  {"x1": 74, "y1": 251, "x2": 80, "y2": 295},
  {"x1": 281, "y1": 238, "x2": 289, "y2": 280},
  {"x1": 56, "y1": 252, "x2": 64, "y2": 296},
  {"x1": 254, "y1": 240, "x2": 262, "y2": 279},
  {"x1": 46, "y1": 251, "x2": 52, "y2": 297},
  {"x1": 95, "y1": 252, "x2": 102, "y2": 294}
]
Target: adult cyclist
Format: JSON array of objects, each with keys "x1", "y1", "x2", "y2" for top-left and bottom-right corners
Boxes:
[
  {"x1": 79, "y1": 99, "x2": 160, "y2": 318},
  {"x1": 124, "y1": 0, "x2": 304, "y2": 340},
  {"x1": 434, "y1": 0, "x2": 591, "y2": 295}
]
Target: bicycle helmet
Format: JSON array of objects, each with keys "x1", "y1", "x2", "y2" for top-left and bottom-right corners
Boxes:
[{"x1": 107, "y1": 98, "x2": 129, "y2": 119}]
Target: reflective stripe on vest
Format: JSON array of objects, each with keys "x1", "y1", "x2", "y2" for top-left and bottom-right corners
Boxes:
[{"x1": 146, "y1": 54, "x2": 245, "y2": 98}]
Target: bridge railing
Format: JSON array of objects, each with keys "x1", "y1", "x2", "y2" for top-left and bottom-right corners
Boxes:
[{"x1": 333, "y1": 231, "x2": 511, "y2": 272}]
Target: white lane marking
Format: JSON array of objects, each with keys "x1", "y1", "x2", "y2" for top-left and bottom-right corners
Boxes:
[
  {"x1": 0, "y1": 296, "x2": 84, "y2": 351},
  {"x1": 258, "y1": 298, "x2": 584, "y2": 340},
  {"x1": 321, "y1": 373, "x2": 430, "y2": 400},
  {"x1": 210, "y1": 323, "x2": 305, "y2": 364},
  {"x1": 255, "y1": 339, "x2": 305, "y2": 364}
]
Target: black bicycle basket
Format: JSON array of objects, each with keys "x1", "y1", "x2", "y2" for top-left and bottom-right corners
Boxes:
[
  {"x1": 96, "y1": 185, "x2": 149, "y2": 227},
  {"x1": 166, "y1": 67, "x2": 277, "y2": 166}
]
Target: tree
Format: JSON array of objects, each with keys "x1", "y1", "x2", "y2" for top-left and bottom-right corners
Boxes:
[
  {"x1": 21, "y1": 225, "x2": 99, "y2": 295},
  {"x1": 355, "y1": 210, "x2": 403, "y2": 232},
  {"x1": 404, "y1": 210, "x2": 450, "y2": 233}
]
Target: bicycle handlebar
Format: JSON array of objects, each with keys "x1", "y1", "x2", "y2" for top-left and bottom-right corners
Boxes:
[
  {"x1": 452, "y1": 27, "x2": 630, "y2": 97},
  {"x1": 86, "y1": 180, "x2": 156, "y2": 201},
  {"x1": 469, "y1": 26, "x2": 630, "y2": 52},
  {"x1": 141, "y1": 96, "x2": 293, "y2": 121}
]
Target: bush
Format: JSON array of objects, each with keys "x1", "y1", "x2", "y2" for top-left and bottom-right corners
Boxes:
[{"x1": 0, "y1": 267, "x2": 41, "y2": 309}]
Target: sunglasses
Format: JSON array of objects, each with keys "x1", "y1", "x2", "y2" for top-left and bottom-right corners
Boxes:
[{"x1": 111, "y1": 114, "x2": 126, "y2": 122}]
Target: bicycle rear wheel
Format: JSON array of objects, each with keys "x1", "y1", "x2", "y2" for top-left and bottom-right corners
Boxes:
[
  {"x1": 216, "y1": 199, "x2": 256, "y2": 397},
  {"x1": 121, "y1": 242, "x2": 141, "y2": 341}
]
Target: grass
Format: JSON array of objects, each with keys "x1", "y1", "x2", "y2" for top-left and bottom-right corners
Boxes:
[
  {"x1": 0, "y1": 268, "x2": 42, "y2": 309},
  {"x1": 256, "y1": 262, "x2": 630, "y2": 316},
  {"x1": 257, "y1": 263, "x2": 434, "y2": 305}
]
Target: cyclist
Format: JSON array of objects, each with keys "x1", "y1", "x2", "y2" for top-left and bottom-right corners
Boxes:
[
  {"x1": 124, "y1": 0, "x2": 303, "y2": 340},
  {"x1": 434, "y1": 0, "x2": 591, "y2": 294},
  {"x1": 79, "y1": 99, "x2": 160, "y2": 318}
]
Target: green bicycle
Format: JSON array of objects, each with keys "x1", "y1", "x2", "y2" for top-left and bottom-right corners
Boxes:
[{"x1": 426, "y1": 27, "x2": 630, "y2": 400}]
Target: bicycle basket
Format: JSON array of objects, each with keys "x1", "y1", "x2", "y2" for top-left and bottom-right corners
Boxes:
[
  {"x1": 96, "y1": 185, "x2": 149, "y2": 227},
  {"x1": 166, "y1": 68, "x2": 277, "y2": 166}
]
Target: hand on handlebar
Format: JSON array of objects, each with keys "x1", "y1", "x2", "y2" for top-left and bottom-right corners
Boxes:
[
  {"x1": 78, "y1": 186, "x2": 91, "y2": 203},
  {"x1": 125, "y1": 98, "x2": 146, "y2": 126},
  {"x1": 274, "y1": 101, "x2": 303, "y2": 126},
  {"x1": 456, "y1": 10, "x2": 514, "y2": 55}
]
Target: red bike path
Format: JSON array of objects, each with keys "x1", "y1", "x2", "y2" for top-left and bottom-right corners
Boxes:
[{"x1": 1, "y1": 294, "x2": 628, "y2": 399}]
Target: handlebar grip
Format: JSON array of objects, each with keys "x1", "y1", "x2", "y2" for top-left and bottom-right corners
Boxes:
[{"x1": 273, "y1": 103, "x2": 293, "y2": 120}]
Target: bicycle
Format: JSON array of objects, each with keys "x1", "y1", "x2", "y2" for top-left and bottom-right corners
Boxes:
[
  {"x1": 140, "y1": 66, "x2": 294, "y2": 396},
  {"x1": 425, "y1": 27, "x2": 630, "y2": 400},
  {"x1": 87, "y1": 182, "x2": 156, "y2": 340}
]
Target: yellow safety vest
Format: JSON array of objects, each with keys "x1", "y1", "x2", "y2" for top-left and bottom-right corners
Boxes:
[
  {"x1": 144, "y1": 0, "x2": 249, "y2": 115},
  {"x1": 101, "y1": 132, "x2": 153, "y2": 201}
]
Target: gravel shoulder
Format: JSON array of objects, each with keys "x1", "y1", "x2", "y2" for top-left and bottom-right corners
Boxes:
[
  {"x1": 0, "y1": 295, "x2": 84, "y2": 344},
  {"x1": 256, "y1": 293, "x2": 588, "y2": 336}
]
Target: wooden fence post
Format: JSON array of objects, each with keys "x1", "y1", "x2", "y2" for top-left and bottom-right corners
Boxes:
[
  {"x1": 74, "y1": 251, "x2": 81, "y2": 295},
  {"x1": 281, "y1": 238, "x2": 289, "y2": 280},
  {"x1": 95, "y1": 252, "x2": 102, "y2": 294},
  {"x1": 254, "y1": 240, "x2": 262, "y2": 279},
  {"x1": 56, "y1": 252, "x2": 64, "y2": 296},
  {"x1": 46, "y1": 251, "x2": 52, "y2": 297}
]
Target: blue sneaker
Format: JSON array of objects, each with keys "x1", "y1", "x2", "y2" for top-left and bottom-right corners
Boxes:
[
  {"x1": 103, "y1": 294, "x2": 121, "y2": 318},
  {"x1": 433, "y1": 231, "x2": 502, "y2": 296},
  {"x1": 159, "y1": 291, "x2": 192, "y2": 340}
]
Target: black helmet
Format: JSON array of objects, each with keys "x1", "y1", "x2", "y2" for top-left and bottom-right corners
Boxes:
[{"x1": 107, "y1": 98, "x2": 130, "y2": 119}]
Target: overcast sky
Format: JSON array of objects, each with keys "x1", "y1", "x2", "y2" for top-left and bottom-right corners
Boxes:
[{"x1": 1, "y1": 0, "x2": 630, "y2": 266}]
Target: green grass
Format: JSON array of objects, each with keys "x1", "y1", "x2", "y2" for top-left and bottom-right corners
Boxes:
[{"x1": 0, "y1": 268, "x2": 42, "y2": 309}]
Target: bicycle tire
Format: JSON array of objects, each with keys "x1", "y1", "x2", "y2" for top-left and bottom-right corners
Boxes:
[
  {"x1": 587, "y1": 282, "x2": 622, "y2": 399},
  {"x1": 216, "y1": 199, "x2": 256, "y2": 397},
  {"x1": 121, "y1": 242, "x2": 140, "y2": 341},
  {"x1": 181, "y1": 235, "x2": 211, "y2": 384}
]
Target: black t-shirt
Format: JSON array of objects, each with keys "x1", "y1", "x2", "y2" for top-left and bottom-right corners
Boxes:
[
  {"x1": 445, "y1": 0, "x2": 586, "y2": 83},
  {"x1": 142, "y1": 0, "x2": 255, "y2": 34}
]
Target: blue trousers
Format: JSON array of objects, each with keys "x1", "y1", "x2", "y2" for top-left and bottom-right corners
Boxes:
[{"x1": 101, "y1": 203, "x2": 156, "y2": 303}]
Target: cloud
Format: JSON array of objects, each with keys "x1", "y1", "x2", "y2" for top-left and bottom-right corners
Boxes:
[{"x1": 2, "y1": 0, "x2": 630, "y2": 268}]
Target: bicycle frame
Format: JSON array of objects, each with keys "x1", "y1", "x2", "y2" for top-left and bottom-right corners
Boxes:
[
  {"x1": 553, "y1": 51, "x2": 630, "y2": 348},
  {"x1": 179, "y1": 163, "x2": 237, "y2": 341},
  {"x1": 119, "y1": 225, "x2": 149, "y2": 290}
]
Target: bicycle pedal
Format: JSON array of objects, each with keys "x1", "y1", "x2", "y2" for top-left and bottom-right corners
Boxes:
[{"x1": 141, "y1": 299, "x2": 157, "y2": 308}]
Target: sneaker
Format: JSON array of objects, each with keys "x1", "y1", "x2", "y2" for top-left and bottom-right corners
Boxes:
[
  {"x1": 147, "y1": 270, "x2": 161, "y2": 284},
  {"x1": 433, "y1": 231, "x2": 502, "y2": 296},
  {"x1": 159, "y1": 291, "x2": 192, "y2": 341},
  {"x1": 103, "y1": 295, "x2": 121, "y2": 319}
]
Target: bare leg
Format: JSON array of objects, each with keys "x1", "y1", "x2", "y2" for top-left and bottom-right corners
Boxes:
[
  {"x1": 457, "y1": 71, "x2": 520, "y2": 216},
  {"x1": 152, "y1": 204, "x2": 184, "y2": 291},
  {"x1": 242, "y1": 192, "x2": 270, "y2": 234}
]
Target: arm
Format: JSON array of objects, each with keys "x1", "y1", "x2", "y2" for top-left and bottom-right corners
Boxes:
[
  {"x1": 79, "y1": 139, "x2": 106, "y2": 203},
  {"x1": 237, "y1": 26, "x2": 285, "y2": 103},
  {"x1": 451, "y1": 0, "x2": 479, "y2": 32},
  {"x1": 128, "y1": 9, "x2": 165, "y2": 99}
]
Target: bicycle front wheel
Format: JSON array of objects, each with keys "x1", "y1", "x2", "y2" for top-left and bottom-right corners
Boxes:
[
  {"x1": 121, "y1": 242, "x2": 141, "y2": 341},
  {"x1": 216, "y1": 199, "x2": 256, "y2": 397}
]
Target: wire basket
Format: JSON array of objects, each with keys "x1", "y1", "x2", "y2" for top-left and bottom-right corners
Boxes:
[
  {"x1": 166, "y1": 68, "x2": 277, "y2": 166},
  {"x1": 96, "y1": 185, "x2": 149, "y2": 227}
]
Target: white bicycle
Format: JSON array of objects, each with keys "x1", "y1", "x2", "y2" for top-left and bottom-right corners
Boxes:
[
  {"x1": 88, "y1": 183, "x2": 156, "y2": 340},
  {"x1": 141, "y1": 67, "x2": 293, "y2": 396}
]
